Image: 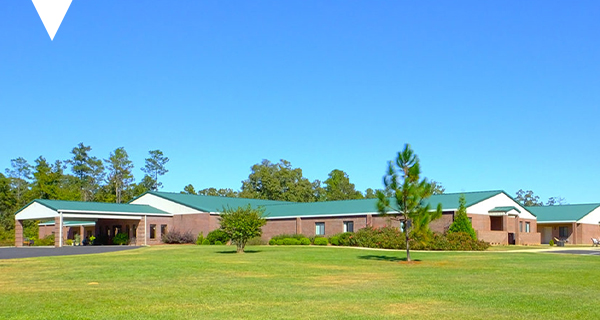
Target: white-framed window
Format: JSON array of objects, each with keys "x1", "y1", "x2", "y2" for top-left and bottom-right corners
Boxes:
[
  {"x1": 343, "y1": 221, "x2": 354, "y2": 233},
  {"x1": 315, "y1": 222, "x2": 325, "y2": 235},
  {"x1": 525, "y1": 222, "x2": 530, "y2": 233}
]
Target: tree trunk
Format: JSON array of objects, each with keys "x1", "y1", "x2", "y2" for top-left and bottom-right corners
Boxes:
[
  {"x1": 405, "y1": 218, "x2": 411, "y2": 262},
  {"x1": 237, "y1": 242, "x2": 245, "y2": 253}
]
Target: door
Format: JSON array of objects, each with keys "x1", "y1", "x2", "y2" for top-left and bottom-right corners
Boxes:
[
  {"x1": 508, "y1": 233, "x2": 515, "y2": 245},
  {"x1": 541, "y1": 227, "x2": 552, "y2": 244}
]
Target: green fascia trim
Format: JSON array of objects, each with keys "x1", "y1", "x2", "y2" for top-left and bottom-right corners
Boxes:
[
  {"x1": 526, "y1": 204, "x2": 600, "y2": 222},
  {"x1": 33, "y1": 199, "x2": 169, "y2": 215},
  {"x1": 489, "y1": 206, "x2": 521, "y2": 213},
  {"x1": 141, "y1": 191, "x2": 291, "y2": 213}
]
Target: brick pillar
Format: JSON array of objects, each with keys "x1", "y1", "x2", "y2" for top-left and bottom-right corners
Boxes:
[
  {"x1": 136, "y1": 217, "x2": 146, "y2": 246},
  {"x1": 79, "y1": 225, "x2": 84, "y2": 245},
  {"x1": 366, "y1": 214, "x2": 373, "y2": 227},
  {"x1": 296, "y1": 217, "x2": 302, "y2": 235},
  {"x1": 15, "y1": 220, "x2": 24, "y2": 247},
  {"x1": 572, "y1": 222, "x2": 578, "y2": 244},
  {"x1": 54, "y1": 216, "x2": 61, "y2": 247},
  {"x1": 502, "y1": 215, "x2": 508, "y2": 231},
  {"x1": 515, "y1": 216, "x2": 520, "y2": 245}
]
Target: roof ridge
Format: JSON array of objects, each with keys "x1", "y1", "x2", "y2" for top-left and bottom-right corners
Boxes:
[{"x1": 526, "y1": 203, "x2": 600, "y2": 208}]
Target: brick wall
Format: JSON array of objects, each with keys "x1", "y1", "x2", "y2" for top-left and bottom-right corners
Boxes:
[{"x1": 477, "y1": 230, "x2": 508, "y2": 245}]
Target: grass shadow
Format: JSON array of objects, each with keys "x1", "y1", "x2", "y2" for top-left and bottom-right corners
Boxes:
[
  {"x1": 358, "y1": 254, "x2": 421, "y2": 262},
  {"x1": 216, "y1": 250, "x2": 262, "y2": 254}
]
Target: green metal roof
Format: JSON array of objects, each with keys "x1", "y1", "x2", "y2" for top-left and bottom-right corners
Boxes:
[
  {"x1": 141, "y1": 191, "x2": 291, "y2": 212},
  {"x1": 489, "y1": 206, "x2": 521, "y2": 213},
  {"x1": 31, "y1": 199, "x2": 169, "y2": 215},
  {"x1": 262, "y1": 190, "x2": 504, "y2": 219},
  {"x1": 526, "y1": 204, "x2": 600, "y2": 222}
]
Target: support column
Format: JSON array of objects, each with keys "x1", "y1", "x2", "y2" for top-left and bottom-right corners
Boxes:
[
  {"x1": 79, "y1": 225, "x2": 84, "y2": 245},
  {"x1": 366, "y1": 214, "x2": 373, "y2": 227},
  {"x1": 54, "y1": 216, "x2": 61, "y2": 247},
  {"x1": 296, "y1": 217, "x2": 302, "y2": 235},
  {"x1": 515, "y1": 216, "x2": 520, "y2": 245},
  {"x1": 572, "y1": 222, "x2": 578, "y2": 244},
  {"x1": 15, "y1": 219, "x2": 24, "y2": 247},
  {"x1": 136, "y1": 216, "x2": 146, "y2": 246}
]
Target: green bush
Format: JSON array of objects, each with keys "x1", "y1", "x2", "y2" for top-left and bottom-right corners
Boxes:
[
  {"x1": 201, "y1": 239, "x2": 210, "y2": 245},
  {"x1": 276, "y1": 240, "x2": 284, "y2": 245},
  {"x1": 196, "y1": 232, "x2": 205, "y2": 245},
  {"x1": 270, "y1": 234, "x2": 307, "y2": 241},
  {"x1": 33, "y1": 234, "x2": 55, "y2": 246},
  {"x1": 549, "y1": 239, "x2": 555, "y2": 246},
  {"x1": 282, "y1": 238, "x2": 300, "y2": 245},
  {"x1": 112, "y1": 233, "x2": 129, "y2": 245},
  {"x1": 337, "y1": 232, "x2": 355, "y2": 246},
  {"x1": 353, "y1": 226, "x2": 405, "y2": 249},
  {"x1": 207, "y1": 229, "x2": 230, "y2": 245},
  {"x1": 214, "y1": 240, "x2": 223, "y2": 245},
  {"x1": 313, "y1": 237, "x2": 328, "y2": 246},
  {"x1": 268, "y1": 238, "x2": 277, "y2": 245},
  {"x1": 299, "y1": 237, "x2": 311, "y2": 245},
  {"x1": 328, "y1": 236, "x2": 340, "y2": 246}
]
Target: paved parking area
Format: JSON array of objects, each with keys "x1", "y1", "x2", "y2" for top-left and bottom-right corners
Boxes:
[
  {"x1": 544, "y1": 249, "x2": 600, "y2": 256},
  {"x1": 0, "y1": 246, "x2": 141, "y2": 260}
]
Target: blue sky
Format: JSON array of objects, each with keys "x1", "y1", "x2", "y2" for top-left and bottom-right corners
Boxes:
[{"x1": 1, "y1": 1, "x2": 599, "y2": 203}]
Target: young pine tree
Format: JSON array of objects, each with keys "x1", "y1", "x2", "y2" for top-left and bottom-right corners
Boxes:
[{"x1": 448, "y1": 194, "x2": 477, "y2": 240}]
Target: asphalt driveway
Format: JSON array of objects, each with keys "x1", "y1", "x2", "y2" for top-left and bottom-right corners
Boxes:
[
  {"x1": 0, "y1": 246, "x2": 141, "y2": 260},
  {"x1": 544, "y1": 249, "x2": 600, "y2": 256}
]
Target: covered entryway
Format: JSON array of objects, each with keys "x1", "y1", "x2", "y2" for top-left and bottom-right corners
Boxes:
[{"x1": 15, "y1": 199, "x2": 171, "y2": 247}]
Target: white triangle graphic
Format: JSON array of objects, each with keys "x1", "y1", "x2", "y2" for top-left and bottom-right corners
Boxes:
[{"x1": 32, "y1": 0, "x2": 73, "y2": 40}]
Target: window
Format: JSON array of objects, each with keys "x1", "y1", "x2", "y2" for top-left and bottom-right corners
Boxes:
[
  {"x1": 161, "y1": 224, "x2": 168, "y2": 236},
  {"x1": 519, "y1": 221, "x2": 523, "y2": 232},
  {"x1": 315, "y1": 222, "x2": 325, "y2": 235},
  {"x1": 132, "y1": 224, "x2": 137, "y2": 237},
  {"x1": 559, "y1": 226, "x2": 568, "y2": 238},
  {"x1": 343, "y1": 221, "x2": 354, "y2": 233},
  {"x1": 150, "y1": 224, "x2": 156, "y2": 239},
  {"x1": 525, "y1": 222, "x2": 530, "y2": 233}
]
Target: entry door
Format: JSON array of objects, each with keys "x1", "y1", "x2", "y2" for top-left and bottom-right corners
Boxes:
[
  {"x1": 542, "y1": 227, "x2": 552, "y2": 244},
  {"x1": 508, "y1": 233, "x2": 515, "y2": 245}
]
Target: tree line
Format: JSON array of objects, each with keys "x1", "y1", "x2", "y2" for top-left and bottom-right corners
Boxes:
[{"x1": 0, "y1": 143, "x2": 169, "y2": 241}]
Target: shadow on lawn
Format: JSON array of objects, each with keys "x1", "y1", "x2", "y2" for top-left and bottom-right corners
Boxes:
[
  {"x1": 358, "y1": 255, "x2": 420, "y2": 262},
  {"x1": 216, "y1": 250, "x2": 262, "y2": 254}
]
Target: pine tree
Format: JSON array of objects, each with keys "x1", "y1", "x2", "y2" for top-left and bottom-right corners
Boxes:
[{"x1": 448, "y1": 194, "x2": 477, "y2": 240}]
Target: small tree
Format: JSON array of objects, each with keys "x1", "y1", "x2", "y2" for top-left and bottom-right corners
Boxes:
[
  {"x1": 377, "y1": 144, "x2": 442, "y2": 262},
  {"x1": 448, "y1": 194, "x2": 477, "y2": 240},
  {"x1": 219, "y1": 205, "x2": 267, "y2": 253}
]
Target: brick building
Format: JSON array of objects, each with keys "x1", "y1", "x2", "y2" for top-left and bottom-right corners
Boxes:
[{"x1": 15, "y1": 190, "x2": 542, "y2": 247}]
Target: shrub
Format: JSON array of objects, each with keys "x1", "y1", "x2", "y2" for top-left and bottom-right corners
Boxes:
[
  {"x1": 161, "y1": 230, "x2": 195, "y2": 244},
  {"x1": 214, "y1": 240, "x2": 223, "y2": 245},
  {"x1": 113, "y1": 233, "x2": 129, "y2": 245},
  {"x1": 329, "y1": 236, "x2": 340, "y2": 246},
  {"x1": 202, "y1": 239, "x2": 210, "y2": 245},
  {"x1": 353, "y1": 226, "x2": 405, "y2": 249},
  {"x1": 219, "y1": 204, "x2": 267, "y2": 253},
  {"x1": 299, "y1": 237, "x2": 311, "y2": 245},
  {"x1": 196, "y1": 232, "x2": 205, "y2": 245},
  {"x1": 448, "y1": 194, "x2": 477, "y2": 240},
  {"x1": 65, "y1": 239, "x2": 74, "y2": 246},
  {"x1": 337, "y1": 232, "x2": 355, "y2": 246},
  {"x1": 549, "y1": 239, "x2": 555, "y2": 246},
  {"x1": 207, "y1": 229, "x2": 230, "y2": 245},
  {"x1": 268, "y1": 238, "x2": 277, "y2": 245},
  {"x1": 270, "y1": 234, "x2": 307, "y2": 241},
  {"x1": 314, "y1": 237, "x2": 328, "y2": 246},
  {"x1": 246, "y1": 236, "x2": 266, "y2": 246},
  {"x1": 33, "y1": 234, "x2": 54, "y2": 246},
  {"x1": 283, "y1": 238, "x2": 300, "y2": 245},
  {"x1": 276, "y1": 240, "x2": 284, "y2": 245}
]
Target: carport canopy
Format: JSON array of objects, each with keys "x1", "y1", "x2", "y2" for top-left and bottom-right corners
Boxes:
[{"x1": 15, "y1": 199, "x2": 171, "y2": 247}]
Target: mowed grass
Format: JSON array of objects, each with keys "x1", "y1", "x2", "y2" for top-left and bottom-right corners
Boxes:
[{"x1": 0, "y1": 246, "x2": 598, "y2": 320}]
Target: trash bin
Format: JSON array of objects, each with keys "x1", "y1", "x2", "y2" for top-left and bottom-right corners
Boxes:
[{"x1": 557, "y1": 240, "x2": 565, "y2": 247}]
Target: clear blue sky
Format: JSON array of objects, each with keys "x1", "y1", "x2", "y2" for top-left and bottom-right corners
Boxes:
[{"x1": 1, "y1": 1, "x2": 599, "y2": 204}]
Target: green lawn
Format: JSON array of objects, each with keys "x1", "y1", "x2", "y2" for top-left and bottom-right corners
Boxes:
[{"x1": 1, "y1": 245, "x2": 598, "y2": 319}]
